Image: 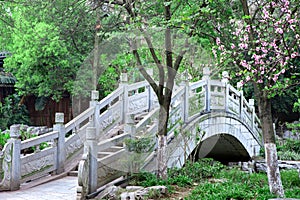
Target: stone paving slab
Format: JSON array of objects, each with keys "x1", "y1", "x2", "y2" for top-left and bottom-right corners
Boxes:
[{"x1": 0, "y1": 176, "x2": 77, "y2": 200}]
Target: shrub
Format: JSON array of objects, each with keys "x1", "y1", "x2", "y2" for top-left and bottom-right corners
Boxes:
[{"x1": 0, "y1": 94, "x2": 30, "y2": 130}]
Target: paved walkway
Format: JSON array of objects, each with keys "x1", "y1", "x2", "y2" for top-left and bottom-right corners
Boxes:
[{"x1": 0, "y1": 176, "x2": 77, "y2": 200}]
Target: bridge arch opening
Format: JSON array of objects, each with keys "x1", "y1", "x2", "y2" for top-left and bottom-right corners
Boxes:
[{"x1": 192, "y1": 134, "x2": 251, "y2": 163}]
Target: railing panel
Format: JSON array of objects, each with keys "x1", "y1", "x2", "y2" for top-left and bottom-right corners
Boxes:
[
  {"x1": 188, "y1": 91, "x2": 205, "y2": 118},
  {"x1": 98, "y1": 87, "x2": 123, "y2": 111},
  {"x1": 20, "y1": 147, "x2": 57, "y2": 183},
  {"x1": 98, "y1": 101, "x2": 122, "y2": 132},
  {"x1": 128, "y1": 92, "x2": 149, "y2": 115},
  {"x1": 21, "y1": 131, "x2": 58, "y2": 150},
  {"x1": 135, "y1": 108, "x2": 159, "y2": 134},
  {"x1": 127, "y1": 81, "x2": 149, "y2": 92},
  {"x1": 65, "y1": 107, "x2": 95, "y2": 133},
  {"x1": 228, "y1": 96, "x2": 240, "y2": 115}
]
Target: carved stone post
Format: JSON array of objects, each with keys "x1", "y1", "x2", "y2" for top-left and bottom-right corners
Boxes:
[
  {"x1": 90, "y1": 90, "x2": 100, "y2": 137},
  {"x1": 249, "y1": 99, "x2": 255, "y2": 129},
  {"x1": 202, "y1": 66, "x2": 211, "y2": 112},
  {"x1": 10, "y1": 124, "x2": 21, "y2": 191},
  {"x1": 120, "y1": 73, "x2": 128, "y2": 123},
  {"x1": 53, "y1": 113, "x2": 66, "y2": 174},
  {"x1": 146, "y1": 68, "x2": 154, "y2": 111},
  {"x1": 86, "y1": 127, "x2": 98, "y2": 194},
  {"x1": 222, "y1": 71, "x2": 229, "y2": 112},
  {"x1": 237, "y1": 81, "x2": 244, "y2": 118},
  {"x1": 180, "y1": 70, "x2": 189, "y2": 123},
  {"x1": 124, "y1": 114, "x2": 136, "y2": 136}
]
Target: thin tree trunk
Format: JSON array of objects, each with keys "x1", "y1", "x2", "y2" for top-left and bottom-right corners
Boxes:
[
  {"x1": 257, "y1": 91, "x2": 284, "y2": 197},
  {"x1": 157, "y1": 94, "x2": 171, "y2": 180}
]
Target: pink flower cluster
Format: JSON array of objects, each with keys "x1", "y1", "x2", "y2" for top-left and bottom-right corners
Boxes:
[{"x1": 213, "y1": 0, "x2": 299, "y2": 86}]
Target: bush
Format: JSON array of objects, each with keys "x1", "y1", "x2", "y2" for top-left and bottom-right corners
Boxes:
[
  {"x1": 0, "y1": 94, "x2": 30, "y2": 130},
  {"x1": 187, "y1": 168, "x2": 300, "y2": 199},
  {"x1": 168, "y1": 158, "x2": 224, "y2": 183}
]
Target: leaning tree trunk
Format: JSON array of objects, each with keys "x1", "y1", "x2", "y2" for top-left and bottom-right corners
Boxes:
[{"x1": 257, "y1": 91, "x2": 284, "y2": 197}]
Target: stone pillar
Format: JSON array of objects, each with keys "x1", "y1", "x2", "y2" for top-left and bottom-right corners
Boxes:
[
  {"x1": 237, "y1": 81, "x2": 244, "y2": 118},
  {"x1": 249, "y1": 99, "x2": 255, "y2": 129},
  {"x1": 120, "y1": 73, "x2": 128, "y2": 123},
  {"x1": 222, "y1": 71, "x2": 229, "y2": 111},
  {"x1": 53, "y1": 113, "x2": 66, "y2": 174},
  {"x1": 90, "y1": 90, "x2": 100, "y2": 137},
  {"x1": 86, "y1": 127, "x2": 98, "y2": 194},
  {"x1": 180, "y1": 70, "x2": 189, "y2": 122},
  {"x1": 10, "y1": 125, "x2": 21, "y2": 191},
  {"x1": 124, "y1": 114, "x2": 136, "y2": 136},
  {"x1": 146, "y1": 68, "x2": 154, "y2": 111},
  {"x1": 202, "y1": 66, "x2": 211, "y2": 112}
]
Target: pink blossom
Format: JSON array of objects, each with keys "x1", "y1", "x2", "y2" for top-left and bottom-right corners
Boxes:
[
  {"x1": 291, "y1": 52, "x2": 298, "y2": 58},
  {"x1": 272, "y1": 75, "x2": 278, "y2": 82},
  {"x1": 246, "y1": 76, "x2": 251, "y2": 82},
  {"x1": 261, "y1": 47, "x2": 268, "y2": 54},
  {"x1": 252, "y1": 69, "x2": 258, "y2": 74},
  {"x1": 238, "y1": 43, "x2": 248, "y2": 49},
  {"x1": 231, "y1": 44, "x2": 236, "y2": 49},
  {"x1": 216, "y1": 37, "x2": 221, "y2": 45},
  {"x1": 246, "y1": 25, "x2": 251, "y2": 33},
  {"x1": 281, "y1": 69, "x2": 286, "y2": 74},
  {"x1": 271, "y1": 1, "x2": 276, "y2": 7},
  {"x1": 263, "y1": 8, "x2": 269, "y2": 19},
  {"x1": 276, "y1": 28, "x2": 283, "y2": 34},
  {"x1": 257, "y1": 80, "x2": 263, "y2": 83},
  {"x1": 212, "y1": 48, "x2": 217, "y2": 58},
  {"x1": 240, "y1": 60, "x2": 250, "y2": 70},
  {"x1": 262, "y1": 41, "x2": 268, "y2": 47}
]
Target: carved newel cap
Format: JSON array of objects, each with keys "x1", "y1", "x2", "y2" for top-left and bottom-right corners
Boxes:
[
  {"x1": 10, "y1": 124, "x2": 20, "y2": 138},
  {"x1": 249, "y1": 99, "x2": 255, "y2": 107},
  {"x1": 237, "y1": 81, "x2": 243, "y2": 90},
  {"x1": 202, "y1": 66, "x2": 211, "y2": 80},
  {"x1": 146, "y1": 68, "x2": 153, "y2": 77},
  {"x1": 120, "y1": 73, "x2": 128, "y2": 83},
  {"x1": 86, "y1": 127, "x2": 96, "y2": 140},
  {"x1": 222, "y1": 71, "x2": 229, "y2": 83},
  {"x1": 55, "y1": 113, "x2": 64, "y2": 124},
  {"x1": 91, "y1": 90, "x2": 99, "y2": 101}
]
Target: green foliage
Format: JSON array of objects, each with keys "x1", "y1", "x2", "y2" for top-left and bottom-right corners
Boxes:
[
  {"x1": 260, "y1": 139, "x2": 300, "y2": 160},
  {"x1": 187, "y1": 169, "x2": 300, "y2": 200},
  {"x1": 124, "y1": 136, "x2": 155, "y2": 153},
  {"x1": 168, "y1": 158, "x2": 224, "y2": 183},
  {"x1": 0, "y1": 131, "x2": 10, "y2": 150},
  {"x1": 130, "y1": 158, "x2": 224, "y2": 188},
  {"x1": 0, "y1": 94, "x2": 30, "y2": 130},
  {"x1": 130, "y1": 160, "x2": 300, "y2": 199},
  {"x1": 2, "y1": 0, "x2": 97, "y2": 100}
]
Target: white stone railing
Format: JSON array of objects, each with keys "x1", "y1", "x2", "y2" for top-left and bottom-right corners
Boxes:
[{"x1": 0, "y1": 73, "x2": 155, "y2": 192}]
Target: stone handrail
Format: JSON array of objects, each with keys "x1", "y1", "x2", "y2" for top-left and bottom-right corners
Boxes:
[{"x1": 0, "y1": 76, "x2": 156, "y2": 192}]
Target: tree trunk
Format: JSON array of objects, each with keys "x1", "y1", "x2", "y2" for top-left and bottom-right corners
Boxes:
[
  {"x1": 257, "y1": 92, "x2": 284, "y2": 197},
  {"x1": 157, "y1": 93, "x2": 171, "y2": 179}
]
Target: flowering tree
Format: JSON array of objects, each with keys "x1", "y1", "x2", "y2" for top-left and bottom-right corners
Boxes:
[{"x1": 214, "y1": 0, "x2": 299, "y2": 197}]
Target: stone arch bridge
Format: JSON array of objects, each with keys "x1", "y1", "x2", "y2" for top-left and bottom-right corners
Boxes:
[{"x1": 0, "y1": 68, "x2": 262, "y2": 198}]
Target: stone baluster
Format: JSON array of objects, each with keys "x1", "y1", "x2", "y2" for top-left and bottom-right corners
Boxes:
[
  {"x1": 90, "y1": 90, "x2": 100, "y2": 137},
  {"x1": 86, "y1": 127, "x2": 98, "y2": 194},
  {"x1": 10, "y1": 124, "x2": 21, "y2": 191},
  {"x1": 237, "y1": 81, "x2": 244, "y2": 118},
  {"x1": 249, "y1": 99, "x2": 255, "y2": 129},
  {"x1": 53, "y1": 113, "x2": 66, "y2": 174},
  {"x1": 146, "y1": 68, "x2": 154, "y2": 111},
  {"x1": 120, "y1": 73, "x2": 128, "y2": 123},
  {"x1": 202, "y1": 66, "x2": 211, "y2": 112},
  {"x1": 222, "y1": 71, "x2": 229, "y2": 111},
  {"x1": 180, "y1": 70, "x2": 189, "y2": 123},
  {"x1": 124, "y1": 114, "x2": 136, "y2": 136}
]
